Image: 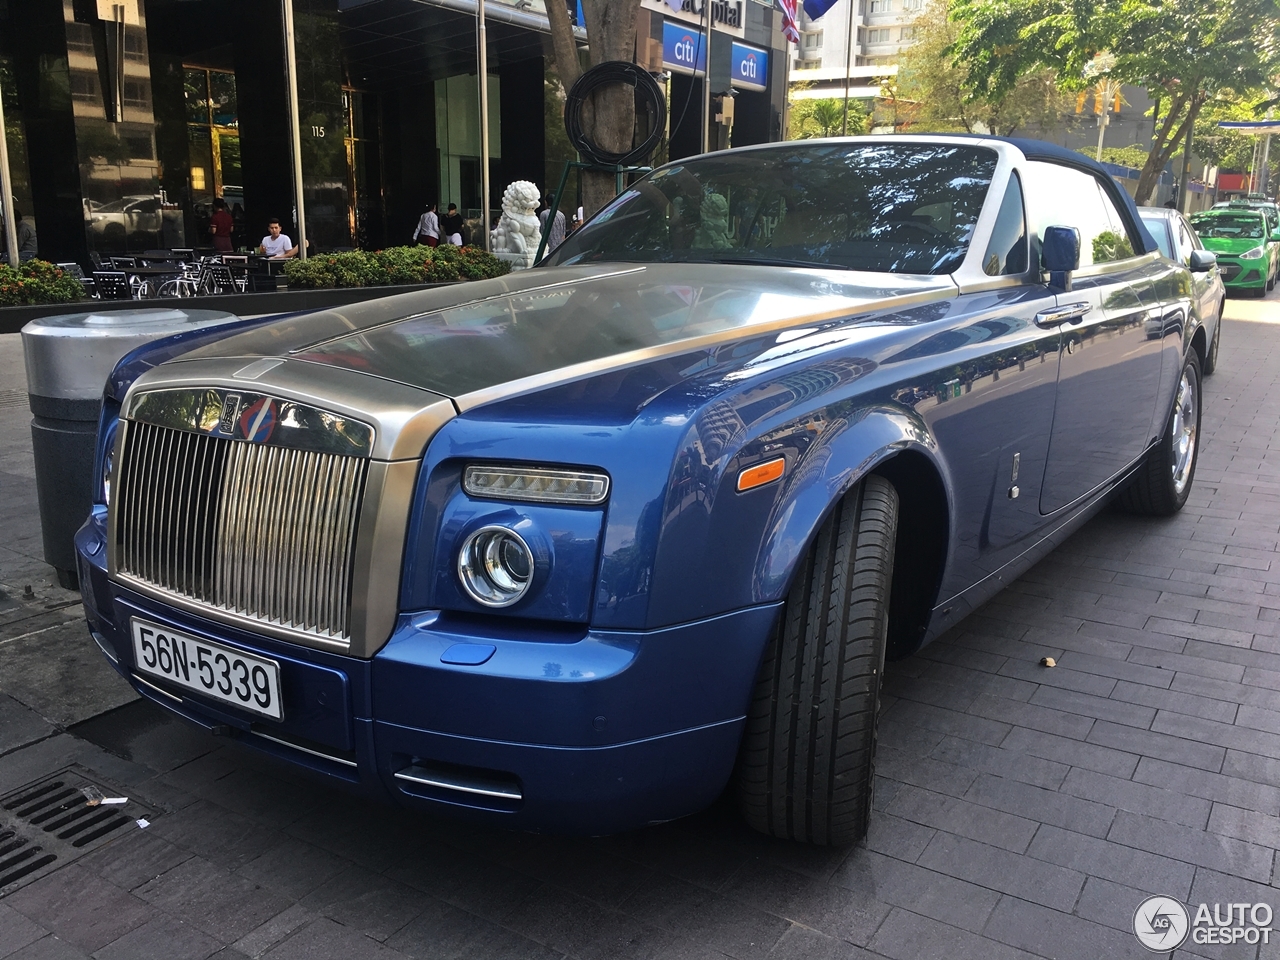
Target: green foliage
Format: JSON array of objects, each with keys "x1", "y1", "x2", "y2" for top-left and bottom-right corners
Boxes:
[
  {"x1": 788, "y1": 92, "x2": 867, "y2": 139},
  {"x1": 890, "y1": 0, "x2": 1069, "y2": 136},
  {"x1": 283, "y1": 244, "x2": 510, "y2": 289},
  {"x1": 0, "y1": 260, "x2": 85, "y2": 307},
  {"x1": 1075, "y1": 145, "x2": 1151, "y2": 169},
  {"x1": 1194, "y1": 92, "x2": 1278, "y2": 176},
  {"x1": 1092, "y1": 230, "x2": 1134, "y2": 263},
  {"x1": 948, "y1": 0, "x2": 1280, "y2": 202}
]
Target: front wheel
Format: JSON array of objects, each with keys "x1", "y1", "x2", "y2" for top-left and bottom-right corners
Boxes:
[
  {"x1": 1117, "y1": 351, "x2": 1201, "y2": 516},
  {"x1": 736, "y1": 474, "x2": 898, "y2": 846}
]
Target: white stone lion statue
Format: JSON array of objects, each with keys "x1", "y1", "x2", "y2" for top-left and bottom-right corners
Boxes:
[{"x1": 491, "y1": 181, "x2": 541, "y2": 265}]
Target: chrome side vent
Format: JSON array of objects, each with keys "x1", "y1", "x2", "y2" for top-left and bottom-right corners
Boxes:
[{"x1": 114, "y1": 420, "x2": 368, "y2": 643}]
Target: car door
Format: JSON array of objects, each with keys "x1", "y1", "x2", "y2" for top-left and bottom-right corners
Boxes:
[
  {"x1": 1020, "y1": 161, "x2": 1167, "y2": 515},
  {"x1": 1174, "y1": 214, "x2": 1220, "y2": 325}
]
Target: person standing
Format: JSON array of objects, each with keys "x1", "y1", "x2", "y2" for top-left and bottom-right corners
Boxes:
[
  {"x1": 412, "y1": 202, "x2": 440, "y2": 247},
  {"x1": 209, "y1": 198, "x2": 235, "y2": 253},
  {"x1": 260, "y1": 218, "x2": 297, "y2": 258},
  {"x1": 538, "y1": 194, "x2": 566, "y2": 254},
  {"x1": 440, "y1": 203, "x2": 464, "y2": 246}
]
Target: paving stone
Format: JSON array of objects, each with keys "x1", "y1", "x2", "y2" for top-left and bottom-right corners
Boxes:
[
  {"x1": 999, "y1": 726, "x2": 1141, "y2": 779},
  {"x1": 1106, "y1": 811, "x2": 1275, "y2": 884},
  {"x1": 92, "y1": 915, "x2": 223, "y2": 960},
  {"x1": 964, "y1": 773, "x2": 1116, "y2": 839},
  {"x1": 6, "y1": 937, "x2": 90, "y2": 960},
  {"x1": 834, "y1": 850, "x2": 1001, "y2": 935},
  {"x1": 231, "y1": 905, "x2": 318, "y2": 960},
  {"x1": 981, "y1": 894, "x2": 1153, "y2": 960},
  {"x1": 1028, "y1": 684, "x2": 1156, "y2": 728},
  {"x1": 0, "y1": 903, "x2": 49, "y2": 960},
  {"x1": 3, "y1": 864, "x2": 153, "y2": 954},
  {"x1": 134, "y1": 856, "x2": 294, "y2": 943},
  {"x1": 884, "y1": 784, "x2": 1039, "y2": 854},
  {"x1": 867, "y1": 907, "x2": 1042, "y2": 960},
  {"x1": 1060, "y1": 768, "x2": 1212, "y2": 829},
  {"x1": 1025, "y1": 824, "x2": 1195, "y2": 899},
  {"x1": 262, "y1": 919, "x2": 413, "y2": 960},
  {"x1": 915, "y1": 832, "x2": 1085, "y2": 911},
  {"x1": 1110, "y1": 680, "x2": 1240, "y2": 724},
  {"x1": 762, "y1": 924, "x2": 881, "y2": 960},
  {"x1": 1086, "y1": 720, "x2": 1227, "y2": 771},
  {"x1": 927, "y1": 737, "x2": 1070, "y2": 790},
  {"x1": 967, "y1": 693, "x2": 1096, "y2": 740}
]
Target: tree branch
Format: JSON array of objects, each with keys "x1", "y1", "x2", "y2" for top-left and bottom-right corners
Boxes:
[{"x1": 544, "y1": 0, "x2": 582, "y2": 90}]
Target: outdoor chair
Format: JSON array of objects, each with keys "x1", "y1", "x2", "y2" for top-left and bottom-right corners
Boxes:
[
  {"x1": 92, "y1": 271, "x2": 132, "y2": 300},
  {"x1": 109, "y1": 257, "x2": 137, "y2": 270}
]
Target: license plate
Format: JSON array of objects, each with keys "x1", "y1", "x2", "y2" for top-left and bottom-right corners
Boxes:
[{"x1": 131, "y1": 619, "x2": 283, "y2": 720}]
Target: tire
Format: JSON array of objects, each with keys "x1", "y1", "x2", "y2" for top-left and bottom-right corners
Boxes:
[
  {"x1": 1203, "y1": 310, "x2": 1222, "y2": 376},
  {"x1": 736, "y1": 474, "x2": 898, "y2": 846},
  {"x1": 1117, "y1": 350, "x2": 1201, "y2": 516}
]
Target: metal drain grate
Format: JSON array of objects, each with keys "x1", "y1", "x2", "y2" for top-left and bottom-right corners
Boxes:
[{"x1": 0, "y1": 768, "x2": 154, "y2": 897}]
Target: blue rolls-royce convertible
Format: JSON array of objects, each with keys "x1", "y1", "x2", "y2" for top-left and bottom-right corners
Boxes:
[{"x1": 77, "y1": 136, "x2": 1207, "y2": 845}]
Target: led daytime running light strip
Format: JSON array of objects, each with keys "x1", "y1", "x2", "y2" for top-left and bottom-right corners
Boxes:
[{"x1": 463, "y1": 464, "x2": 610, "y2": 505}]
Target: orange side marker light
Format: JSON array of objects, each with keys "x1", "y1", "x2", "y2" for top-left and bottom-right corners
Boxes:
[{"x1": 737, "y1": 457, "x2": 786, "y2": 492}]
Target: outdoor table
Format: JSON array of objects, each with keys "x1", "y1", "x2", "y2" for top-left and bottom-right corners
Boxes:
[{"x1": 120, "y1": 264, "x2": 184, "y2": 298}]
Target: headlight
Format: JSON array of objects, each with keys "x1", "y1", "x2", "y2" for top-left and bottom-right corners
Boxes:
[
  {"x1": 457, "y1": 525, "x2": 534, "y2": 607},
  {"x1": 1240, "y1": 246, "x2": 1266, "y2": 259},
  {"x1": 102, "y1": 446, "x2": 115, "y2": 506},
  {"x1": 463, "y1": 464, "x2": 609, "y2": 505}
]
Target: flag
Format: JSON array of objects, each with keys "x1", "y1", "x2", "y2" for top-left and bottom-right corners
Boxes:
[
  {"x1": 803, "y1": 0, "x2": 841, "y2": 19},
  {"x1": 776, "y1": 0, "x2": 800, "y2": 43}
]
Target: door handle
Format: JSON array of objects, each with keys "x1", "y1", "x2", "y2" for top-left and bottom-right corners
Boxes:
[{"x1": 1034, "y1": 302, "x2": 1091, "y2": 328}]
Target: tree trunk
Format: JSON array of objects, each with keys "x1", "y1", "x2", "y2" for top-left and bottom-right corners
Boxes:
[
  {"x1": 1135, "y1": 88, "x2": 1192, "y2": 205},
  {"x1": 543, "y1": 0, "x2": 581, "y2": 90}
]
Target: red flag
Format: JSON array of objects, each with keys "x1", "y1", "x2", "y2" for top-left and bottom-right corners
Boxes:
[{"x1": 776, "y1": 0, "x2": 800, "y2": 43}]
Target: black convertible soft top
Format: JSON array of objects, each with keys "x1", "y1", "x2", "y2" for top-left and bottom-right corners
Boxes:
[{"x1": 1001, "y1": 136, "x2": 1161, "y2": 256}]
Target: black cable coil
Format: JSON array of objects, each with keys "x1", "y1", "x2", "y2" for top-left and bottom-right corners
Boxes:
[{"x1": 563, "y1": 61, "x2": 667, "y2": 167}]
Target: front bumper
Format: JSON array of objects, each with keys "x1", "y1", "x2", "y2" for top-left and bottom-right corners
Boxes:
[
  {"x1": 1218, "y1": 258, "x2": 1266, "y2": 290},
  {"x1": 77, "y1": 510, "x2": 777, "y2": 834}
]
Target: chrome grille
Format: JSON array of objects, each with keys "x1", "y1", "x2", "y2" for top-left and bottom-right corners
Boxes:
[{"x1": 114, "y1": 420, "x2": 368, "y2": 642}]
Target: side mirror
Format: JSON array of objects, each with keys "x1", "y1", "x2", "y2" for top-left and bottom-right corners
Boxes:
[
  {"x1": 1271, "y1": 229, "x2": 1280, "y2": 242},
  {"x1": 1042, "y1": 225, "x2": 1081, "y2": 291},
  {"x1": 1189, "y1": 249, "x2": 1216, "y2": 272}
]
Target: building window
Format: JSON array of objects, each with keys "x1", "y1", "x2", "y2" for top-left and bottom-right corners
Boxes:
[
  {"x1": 803, "y1": 32, "x2": 823, "y2": 48},
  {"x1": 870, "y1": 0, "x2": 891, "y2": 12},
  {"x1": 866, "y1": 28, "x2": 891, "y2": 43},
  {"x1": 794, "y1": 58, "x2": 823, "y2": 69},
  {"x1": 899, "y1": 26, "x2": 916, "y2": 40},
  {"x1": 903, "y1": 0, "x2": 924, "y2": 9}
]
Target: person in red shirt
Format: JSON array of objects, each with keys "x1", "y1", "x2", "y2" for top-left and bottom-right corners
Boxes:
[{"x1": 209, "y1": 197, "x2": 235, "y2": 252}]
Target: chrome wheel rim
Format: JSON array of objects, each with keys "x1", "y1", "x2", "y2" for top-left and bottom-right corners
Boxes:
[{"x1": 1171, "y1": 367, "x2": 1198, "y2": 495}]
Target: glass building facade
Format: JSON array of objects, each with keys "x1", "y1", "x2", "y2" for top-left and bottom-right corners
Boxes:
[{"x1": 0, "y1": 0, "x2": 785, "y2": 265}]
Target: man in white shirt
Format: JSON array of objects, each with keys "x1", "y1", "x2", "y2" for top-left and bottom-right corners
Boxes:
[
  {"x1": 412, "y1": 203, "x2": 440, "y2": 247},
  {"x1": 260, "y1": 218, "x2": 297, "y2": 258}
]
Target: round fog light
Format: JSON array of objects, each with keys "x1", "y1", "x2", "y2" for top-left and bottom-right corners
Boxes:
[{"x1": 457, "y1": 526, "x2": 534, "y2": 607}]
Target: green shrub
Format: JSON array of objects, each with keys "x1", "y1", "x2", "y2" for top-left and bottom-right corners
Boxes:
[
  {"x1": 284, "y1": 244, "x2": 509, "y2": 289},
  {"x1": 0, "y1": 259, "x2": 86, "y2": 306}
]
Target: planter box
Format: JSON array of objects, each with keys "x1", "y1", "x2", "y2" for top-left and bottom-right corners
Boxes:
[{"x1": 0, "y1": 282, "x2": 459, "y2": 334}]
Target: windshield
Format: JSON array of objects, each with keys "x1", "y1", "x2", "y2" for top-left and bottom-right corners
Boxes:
[
  {"x1": 1139, "y1": 217, "x2": 1173, "y2": 258},
  {"x1": 544, "y1": 143, "x2": 998, "y2": 275},
  {"x1": 1191, "y1": 214, "x2": 1266, "y2": 240}
]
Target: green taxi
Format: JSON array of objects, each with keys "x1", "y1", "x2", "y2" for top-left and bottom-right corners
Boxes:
[{"x1": 1189, "y1": 208, "x2": 1280, "y2": 296}]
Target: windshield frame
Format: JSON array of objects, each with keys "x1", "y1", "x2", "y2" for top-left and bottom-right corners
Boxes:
[{"x1": 541, "y1": 136, "x2": 1027, "y2": 286}]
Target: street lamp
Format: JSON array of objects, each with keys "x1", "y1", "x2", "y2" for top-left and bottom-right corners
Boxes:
[{"x1": 1083, "y1": 51, "x2": 1121, "y2": 163}]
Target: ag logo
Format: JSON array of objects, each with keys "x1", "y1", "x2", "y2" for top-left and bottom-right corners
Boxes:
[
  {"x1": 238, "y1": 397, "x2": 278, "y2": 444},
  {"x1": 1134, "y1": 896, "x2": 1190, "y2": 952}
]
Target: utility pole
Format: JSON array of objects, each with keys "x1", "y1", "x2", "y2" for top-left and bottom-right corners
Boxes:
[
  {"x1": 701, "y1": 0, "x2": 712, "y2": 153},
  {"x1": 841, "y1": 1, "x2": 854, "y2": 135},
  {"x1": 478, "y1": 0, "x2": 491, "y2": 249},
  {"x1": 282, "y1": 0, "x2": 308, "y2": 258},
  {"x1": 0, "y1": 73, "x2": 18, "y2": 267}
]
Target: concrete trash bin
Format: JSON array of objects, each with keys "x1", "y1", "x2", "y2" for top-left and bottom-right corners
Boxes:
[{"x1": 21, "y1": 308, "x2": 242, "y2": 589}]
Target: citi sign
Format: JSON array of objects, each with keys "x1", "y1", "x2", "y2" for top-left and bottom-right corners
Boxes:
[
  {"x1": 672, "y1": 34, "x2": 699, "y2": 66},
  {"x1": 662, "y1": 21, "x2": 706, "y2": 73},
  {"x1": 730, "y1": 42, "x2": 768, "y2": 89}
]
